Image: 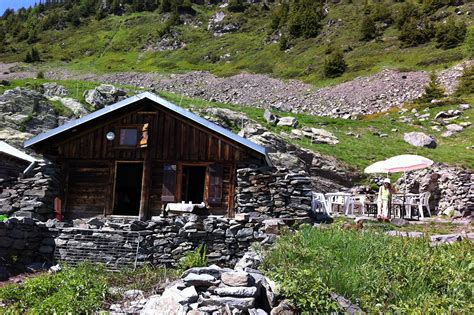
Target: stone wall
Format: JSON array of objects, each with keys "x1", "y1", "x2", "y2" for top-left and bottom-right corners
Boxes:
[
  {"x1": 0, "y1": 217, "x2": 54, "y2": 266},
  {"x1": 49, "y1": 214, "x2": 277, "y2": 268},
  {"x1": 0, "y1": 161, "x2": 60, "y2": 221},
  {"x1": 397, "y1": 163, "x2": 474, "y2": 215},
  {"x1": 235, "y1": 166, "x2": 313, "y2": 219}
]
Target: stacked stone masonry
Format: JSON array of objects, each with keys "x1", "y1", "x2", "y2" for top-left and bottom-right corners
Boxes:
[
  {"x1": 0, "y1": 162, "x2": 60, "y2": 221},
  {"x1": 236, "y1": 166, "x2": 312, "y2": 219}
]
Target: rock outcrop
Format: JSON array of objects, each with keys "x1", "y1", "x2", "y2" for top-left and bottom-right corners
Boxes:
[
  {"x1": 397, "y1": 163, "x2": 473, "y2": 215},
  {"x1": 83, "y1": 84, "x2": 127, "y2": 109}
]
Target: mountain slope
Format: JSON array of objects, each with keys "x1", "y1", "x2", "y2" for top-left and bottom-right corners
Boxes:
[{"x1": 0, "y1": 0, "x2": 472, "y2": 87}]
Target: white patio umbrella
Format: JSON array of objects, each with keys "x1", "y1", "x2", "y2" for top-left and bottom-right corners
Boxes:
[{"x1": 364, "y1": 160, "x2": 390, "y2": 174}]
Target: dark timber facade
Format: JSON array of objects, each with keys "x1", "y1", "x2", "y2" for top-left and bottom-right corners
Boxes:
[{"x1": 25, "y1": 93, "x2": 269, "y2": 220}]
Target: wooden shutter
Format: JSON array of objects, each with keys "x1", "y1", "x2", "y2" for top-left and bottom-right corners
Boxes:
[
  {"x1": 140, "y1": 123, "x2": 149, "y2": 148},
  {"x1": 161, "y1": 164, "x2": 177, "y2": 202},
  {"x1": 208, "y1": 164, "x2": 223, "y2": 205}
]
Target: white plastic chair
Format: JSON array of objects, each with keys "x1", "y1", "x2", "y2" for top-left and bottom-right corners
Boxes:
[
  {"x1": 328, "y1": 195, "x2": 345, "y2": 214},
  {"x1": 312, "y1": 193, "x2": 329, "y2": 214},
  {"x1": 406, "y1": 192, "x2": 431, "y2": 219},
  {"x1": 352, "y1": 195, "x2": 366, "y2": 215},
  {"x1": 344, "y1": 197, "x2": 355, "y2": 215}
]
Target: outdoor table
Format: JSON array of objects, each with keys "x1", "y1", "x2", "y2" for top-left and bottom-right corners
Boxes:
[{"x1": 325, "y1": 192, "x2": 353, "y2": 215}]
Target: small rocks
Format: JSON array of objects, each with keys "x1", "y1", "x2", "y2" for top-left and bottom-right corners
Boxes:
[{"x1": 403, "y1": 132, "x2": 437, "y2": 148}]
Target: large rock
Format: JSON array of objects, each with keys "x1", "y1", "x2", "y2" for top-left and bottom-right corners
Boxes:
[
  {"x1": 49, "y1": 96, "x2": 89, "y2": 117},
  {"x1": 277, "y1": 117, "x2": 298, "y2": 128},
  {"x1": 40, "y1": 83, "x2": 68, "y2": 98},
  {"x1": 214, "y1": 286, "x2": 258, "y2": 298},
  {"x1": 263, "y1": 109, "x2": 279, "y2": 125},
  {"x1": 199, "y1": 296, "x2": 255, "y2": 310},
  {"x1": 0, "y1": 87, "x2": 58, "y2": 135},
  {"x1": 403, "y1": 132, "x2": 437, "y2": 148},
  {"x1": 183, "y1": 273, "x2": 219, "y2": 287},
  {"x1": 442, "y1": 124, "x2": 464, "y2": 137},
  {"x1": 83, "y1": 84, "x2": 127, "y2": 109}
]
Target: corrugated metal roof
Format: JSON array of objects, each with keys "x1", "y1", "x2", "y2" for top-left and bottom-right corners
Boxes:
[
  {"x1": 24, "y1": 92, "x2": 271, "y2": 164},
  {"x1": 0, "y1": 141, "x2": 38, "y2": 163}
]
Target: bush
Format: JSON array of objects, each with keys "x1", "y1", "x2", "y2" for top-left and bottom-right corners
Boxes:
[
  {"x1": 0, "y1": 263, "x2": 108, "y2": 313},
  {"x1": 323, "y1": 51, "x2": 347, "y2": 78},
  {"x1": 454, "y1": 65, "x2": 474, "y2": 97},
  {"x1": 262, "y1": 226, "x2": 474, "y2": 313},
  {"x1": 24, "y1": 47, "x2": 41, "y2": 63},
  {"x1": 279, "y1": 33, "x2": 290, "y2": 51},
  {"x1": 399, "y1": 18, "x2": 434, "y2": 47},
  {"x1": 435, "y1": 18, "x2": 467, "y2": 49},
  {"x1": 228, "y1": 0, "x2": 246, "y2": 13},
  {"x1": 360, "y1": 15, "x2": 377, "y2": 41},
  {"x1": 178, "y1": 243, "x2": 208, "y2": 271},
  {"x1": 288, "y1": 0, "x2": 324, "y2": 39},
  {"x1": 418, "y1": 72, "x2": 445, "y2": 103},
  {"x1": 466, "y1": 27, "x2": 474, "y2": 58}
]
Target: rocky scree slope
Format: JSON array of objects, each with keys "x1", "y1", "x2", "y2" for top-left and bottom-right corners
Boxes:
[{"x1": 41, "y1": 61, "x2": 473, "y2": 118}]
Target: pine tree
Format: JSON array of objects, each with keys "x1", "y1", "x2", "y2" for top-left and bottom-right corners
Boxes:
[{"x1": 418, "y1": 72, "x2": 444, "y2": 103}]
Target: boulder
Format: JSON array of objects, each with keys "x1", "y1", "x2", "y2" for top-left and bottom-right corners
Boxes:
[
  {"x1": 199, "y1": 296, "x2": 255, "y2": 310},
  {"x1": 442, "y1": 124, "x2": 464, "y2": 137},
  {"x1": 403, "y1": 132, "x2": 437, "y2": 148},
  {"x1": 276, "y1": 117, "x2": 298, "y2": 128},
  {"x1": 270, "y1": 300, "x2": 296, "y2": 315},
  {"x1": 40, "y1": 83, "x2": 68, "y2": 98},
  {"x1": 51, "y1": 97, "x2": 88, "y2": 117},
  {"x1": 263, "y1": 109, "x2": 278, "y2": 125},
  {"x1": 141, "y1": 293, "x2": 187, "y2": 315},
  {"x1": 83, "y1": 84, "x2": 127, "y2": 109}
]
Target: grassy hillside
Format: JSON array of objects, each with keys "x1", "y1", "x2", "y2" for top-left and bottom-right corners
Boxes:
[
  {"x1": 0, "y1": 1, "x2": 472, "y2": 87},
  {"x1": 2, "y1": 77, "x2": 473, "y2": 171}
]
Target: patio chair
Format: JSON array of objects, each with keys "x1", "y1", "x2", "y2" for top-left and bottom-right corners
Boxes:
[
  {"x1": 327, "y1": 195, "x2": 345, "y2": 214},
  {"x1": 352, "y1": 195, "x2": 366, "y2": 215},
  {"x1": 312, "y1": 193, "x2": 330, "y2": 214},
  {"x1": 406, "y1": 192, "x2": 431, "y2": 219}
]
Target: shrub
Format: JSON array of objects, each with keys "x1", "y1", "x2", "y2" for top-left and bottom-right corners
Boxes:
[
  {"x1": 399, "y1": 18, "x2": 434, "y2": 47},
  {"x1": 360, "y1": 15, "x2": 377, "y2": 41},
  {"x1": 279, "y1": 33, "x2": 290, "y2": 51},
  {"x1": 435, "y1": 18, "x2": 467, "y2": 49},
  {"x1": 466, "y1": 27, "x2": 474, "y2": 58},
  {"x1": 288, "y1": 0, "x2": 324, "y2": 39},
  {"x1": 36, "y1": 71, "x2": 44, "y2": 79},
  {"x1": 25, "y1": 47, "x2": 41, "y2": 63},
  {"x1": 262, "y1": 226, "x2": 474, "y2": 313},
  {"x1": 418, "y1": 72, "x2": 445, "y2": 103},
  {"x1": 323, "y1": 50, "x2": 347, "y2": 78},
  {"x1": 0, "y1": 215, "x2": 8, "y2": 222},
  {"x1": 0, "y1": 263, "x2": 108, "y2": 313},
  {"x1": 454, "y1": 65, "x2": 474, "y2": 97},
  {"x1": 395, "y1": 2, "x2": 419, "y2": 30},
  {"x1": 228, "y1": 0, "x2": 246, "y2": 13},
  {"x1": 178, "y1": 243, "x2": 208, "y2": 271}
]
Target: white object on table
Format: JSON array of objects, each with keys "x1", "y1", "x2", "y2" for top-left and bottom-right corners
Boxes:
[
  {"x1": 325, "y1": 192, "x2": 353, "y2": 215},
  {"x1": 165, "y1": 202, "x2": 206, "y2": 213}
]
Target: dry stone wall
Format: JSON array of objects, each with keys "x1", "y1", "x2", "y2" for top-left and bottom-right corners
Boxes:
[
  {"x1": 0, "y1": 217, "x2": 54, "y2": 266},
  {"x1": 236, "y1": 166, "x2": 313, "y2": 220},
  {"x1": 48, "y1": 214, "x2": 277, "y2": 268},
  {"x1": 0, "y1": 162, "x2": 60, "y2": 221}
]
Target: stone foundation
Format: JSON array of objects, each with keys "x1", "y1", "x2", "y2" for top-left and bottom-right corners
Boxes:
[{"x1": 236, "y1": 166, "x2": 312, "y2": 219}]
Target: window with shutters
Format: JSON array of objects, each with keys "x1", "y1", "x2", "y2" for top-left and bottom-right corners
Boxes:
[
  {"x1": 161, "y1": 164, "x2": 177, "y2": 202},
  {"x1": 208, "y1": 164, "x2": 223, "y2": 205}
]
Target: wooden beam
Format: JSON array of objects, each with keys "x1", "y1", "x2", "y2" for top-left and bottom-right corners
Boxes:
[{"x1": 139, "y1": 152, "x2": 151, "y2": 221}]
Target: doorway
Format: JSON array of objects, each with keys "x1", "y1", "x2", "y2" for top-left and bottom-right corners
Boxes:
[
  {"x1": 181, "y1": 166, "x2": 206, "y2": 203},
  {"x1": 114, "y1": 163, "x2": 143, "y2": 216}
]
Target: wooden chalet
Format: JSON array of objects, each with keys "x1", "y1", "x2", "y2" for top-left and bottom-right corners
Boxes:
[{"x1": 25, "y1": 92, "x2": 270, "y2": 220}]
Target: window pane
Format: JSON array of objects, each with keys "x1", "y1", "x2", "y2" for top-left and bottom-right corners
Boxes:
[{"x1": 119, "y1": 129, "x2": 138, "y2": 146}]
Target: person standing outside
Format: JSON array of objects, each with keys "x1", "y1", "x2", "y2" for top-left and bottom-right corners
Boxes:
[{"x1": 377, "y1": 178, "x2": 396, "y2": 221}]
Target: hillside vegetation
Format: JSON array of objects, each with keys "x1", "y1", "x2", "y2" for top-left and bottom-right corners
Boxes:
[{"x1": 0, "y1": 0, "x2": 473, "y2": 86}]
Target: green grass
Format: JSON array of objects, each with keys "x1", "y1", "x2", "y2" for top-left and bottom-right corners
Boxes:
[
  {"x1": 0, "y1": 2, "x2": 471, "y2": 87},
  {"x1": 262, "y1": 225, "x2": 474, "y2": 313},
  {"x1": 0, "y1": 263, "x2": 178, "y2": 313}
]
